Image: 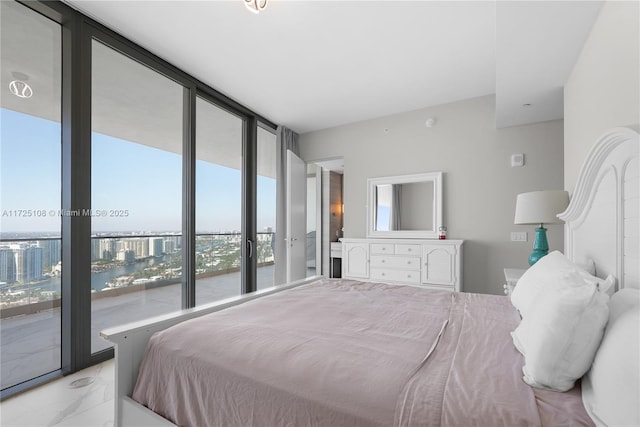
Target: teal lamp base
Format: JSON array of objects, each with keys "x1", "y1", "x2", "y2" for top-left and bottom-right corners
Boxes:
[{"x1": 528, "y1": 226, "x2": 549, "y2": 266}]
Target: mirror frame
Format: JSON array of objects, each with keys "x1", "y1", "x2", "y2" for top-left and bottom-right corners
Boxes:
[{"x1": 366, "y1": 171, "x2": 443, "y2": 239}]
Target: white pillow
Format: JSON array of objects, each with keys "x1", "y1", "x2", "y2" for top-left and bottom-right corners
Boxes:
[
  {"x1": 511, "y1": 270, "x2": 617, "y2": 356},
  {"x1": 580, "y1": 272, "x2": 617, "y2": 297},
  {"x1": 511, "y1": 270, "x2": 597, "y2": 356},
  {"x1": 519, "y1": 273, "x2": 609, "y2": 392},
  {"x1": 582, "y1": 288, "x2": 640, "y2": 427},
  {"x1": 511, "y1": 251, "x2": 588, "y2": 318}
]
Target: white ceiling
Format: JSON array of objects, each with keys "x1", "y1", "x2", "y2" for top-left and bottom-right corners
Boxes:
[{"x1": 59, "y1": 1, "x2": 601, "y2": 133}]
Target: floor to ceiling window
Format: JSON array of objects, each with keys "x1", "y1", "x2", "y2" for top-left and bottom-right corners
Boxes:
[
  {"x1": 0, "y1": 0, "x2": 62, "y2": 390},
  {"x1": 0, "y1": 0, "x2": 279, "y2": 398},
  {"x1": 90, "y1": 40, "x2": 184, "y2": 353},
  {"x1": 195, "y1": 97, "x2": 244, "y2": 306}
]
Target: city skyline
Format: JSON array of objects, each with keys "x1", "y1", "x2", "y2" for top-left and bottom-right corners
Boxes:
[{"x1": 1, "y1": 231, "x2": 274, "y2": 285}]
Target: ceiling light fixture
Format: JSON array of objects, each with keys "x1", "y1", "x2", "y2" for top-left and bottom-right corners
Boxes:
[
  {"x1": 9, "y1": 80, "x2": 33, "y2": 99},
  {"x1": 244, "y1": 0, "x2": 267, "y2": 14}
]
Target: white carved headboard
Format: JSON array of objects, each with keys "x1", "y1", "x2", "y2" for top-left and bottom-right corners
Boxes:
[{"x1": 559, "y1": 127, "x2": 639, "y2": 290}]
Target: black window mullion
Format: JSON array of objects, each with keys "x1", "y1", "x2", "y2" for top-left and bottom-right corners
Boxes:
[
  {"x1": 242, "y1": 116, "x2": 258, "y2": 294},
  {"x1": 61, "y1": 12, "x2": 92, "y2": 374},
  {"x1": 182, "y1": 86, "x2": 197, "y2": 309}
]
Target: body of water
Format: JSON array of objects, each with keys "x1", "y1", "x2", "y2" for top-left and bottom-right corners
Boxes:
[{"x1": 22, "y1": 254, "x2": 178, "y2": 293}]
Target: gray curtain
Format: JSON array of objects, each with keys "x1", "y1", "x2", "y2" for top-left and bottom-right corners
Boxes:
[
  {"x1": 391, "y1": 184, "x2": 402, "y2": 230},
  {"x1": 274, "y1": 125, "x2": 300, "y2": 285}
]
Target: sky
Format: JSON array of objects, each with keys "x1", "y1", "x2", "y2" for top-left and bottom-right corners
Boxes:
[
  {"x1": 376, "y1": 206, "x2": 391, "y2": 231},
  {"x1": 1, "y1": 108, "x2": 276, "y2": 235}
]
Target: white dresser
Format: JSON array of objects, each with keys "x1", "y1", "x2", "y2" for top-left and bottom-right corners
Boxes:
[{"x1": 341, "y1": 238, "x2": 463, "y2": 291}]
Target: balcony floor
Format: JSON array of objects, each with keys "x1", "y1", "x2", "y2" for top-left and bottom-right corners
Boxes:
[{"x1": 1, "y1": 265, "x2": 279, "y2": 391}]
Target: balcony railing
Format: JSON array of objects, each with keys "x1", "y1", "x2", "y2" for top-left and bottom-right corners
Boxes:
[
  {"x1": 0, "y1": 232, "x2": 275, "y2": 318},
  {"x1": 1, "y1": 232, "x2": 278, "y2": 390}
]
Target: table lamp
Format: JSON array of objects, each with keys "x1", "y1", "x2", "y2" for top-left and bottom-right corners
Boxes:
[{"x1": 514, "y1": 190, "x2": 570, "y2": 265}]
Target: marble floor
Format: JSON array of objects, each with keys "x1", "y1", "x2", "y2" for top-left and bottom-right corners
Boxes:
[{"x1": 0, "y1": 360, "x2": 115, "y2": 427}]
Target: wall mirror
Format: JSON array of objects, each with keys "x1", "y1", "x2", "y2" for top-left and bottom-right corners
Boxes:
[{"x1": 366, "y1": 172, "x2": 443, "y2": 239}]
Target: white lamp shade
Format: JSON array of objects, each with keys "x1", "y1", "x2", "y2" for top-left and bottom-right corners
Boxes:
[{"x1": 514, "y1": 190, "x2": 570, "y2": 225}]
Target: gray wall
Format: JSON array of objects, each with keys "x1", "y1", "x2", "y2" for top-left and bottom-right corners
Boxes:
[
  {"x1": 400, "y1": 182, "x2": 433, "y2": 231},
  {"x1": 564, "y1": 1, "x2": 640, "y2": 193},
  {"x1": 299, "y1": 95, "x2": 564, "y2": 295}
]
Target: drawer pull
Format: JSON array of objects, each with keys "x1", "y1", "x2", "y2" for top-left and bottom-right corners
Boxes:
[
  {"x1": 381, "y1": 259, "x2": 385, "y2": 263},
  {"x1": 407, "y1": 274, "x2": 412, "y2": 278},
  {"x1": 381, "y1": 272, "x2": 386, "y2": 276},
  {"x1": 407, "y1": 248, "x2": 412, "y2": 252},
  {"x1": 407, "y1": 261, "x2": 411, "y2": 265}
]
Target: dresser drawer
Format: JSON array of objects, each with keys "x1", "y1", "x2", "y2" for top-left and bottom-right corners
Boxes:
[
  {"x1": 395, "y1": 244, "x2": 420, "y2": 255},
  {"x1": 370, "y1": 255, "x2": 420, "y2": 270},
  {"x1": 371, "y1": 268, "x2": 421, "y2": 284},
  {"x1": 370, "y1": 243, "x2": 394, "y2": 255}
]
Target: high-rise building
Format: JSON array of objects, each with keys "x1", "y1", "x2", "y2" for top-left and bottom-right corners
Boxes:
[
  {"x1": 117, "y1": 238, "x2": 149, "y2": 259},
  {"x1": 37, "y1": 240, "x2": 61, "y2": 271},
  {"x1": 0, "y1": 247, "x2": 16, "y2": 283},
  {"x1": 130, "y1": 238, "x2": 148, "y2": 259},
  {"x1": 99, "y1": 238, "x2": 116, "y2": 260},
  {"x1": 163, "y1": 239, "x2": 175, "y2": 254},
  {"x1": 165, "y1": 236, "x2": 181, "y2": 250},
  {"x1": 91, "y1": 238, "x2": 101, "y2": 261},
  {"x1": 149, "y1": 237, "x2": 164, "y2": 257},
  {"x1": 116, "y1": 249, "x2": 136, "y2": 263},
  {"x1": 13, "y1": 245, "x2": 43, "y2": 283}
]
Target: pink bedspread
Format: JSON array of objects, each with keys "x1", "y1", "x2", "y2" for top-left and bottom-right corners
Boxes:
[{"x1": 132, "y1": 279, "x2": 594, "y2": 426}]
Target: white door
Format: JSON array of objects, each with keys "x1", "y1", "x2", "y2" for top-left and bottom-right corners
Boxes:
[{"x1": 286, "y1": 150, "x2": 307, "y2": 282}]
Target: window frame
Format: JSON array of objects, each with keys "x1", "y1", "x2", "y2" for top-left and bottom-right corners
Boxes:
[{"x1": 2, "y1": 0, "x2": 276, "y2": 399}]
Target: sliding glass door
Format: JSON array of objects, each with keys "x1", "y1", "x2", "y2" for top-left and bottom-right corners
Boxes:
[
  {"x1": 90, "y1": 40, "x2": 184, "y2": 353},
  {"x1": 195, "y1": 97, "x2": 244, "y2": 305}
]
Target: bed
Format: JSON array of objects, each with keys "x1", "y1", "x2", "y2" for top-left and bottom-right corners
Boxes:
[{"x1": 102, "y1": 127, "x2": 639, "y2": 426}]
